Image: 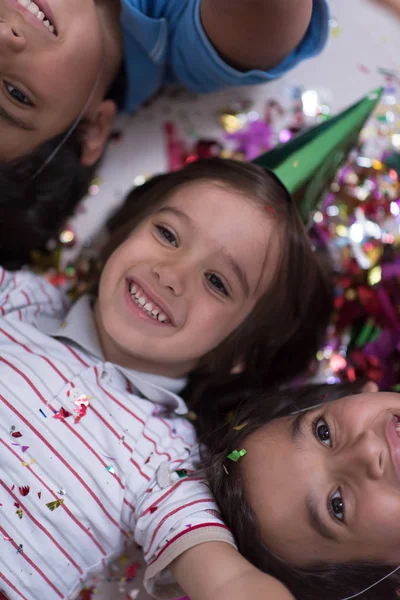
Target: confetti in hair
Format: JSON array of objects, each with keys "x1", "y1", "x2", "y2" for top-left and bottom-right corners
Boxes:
[
  {"x1": 233, "y1": 423, "x2": 248, "y2": 431},
  {"x1": 227, "y1": 449, "x2": 247, "y2": 462}
]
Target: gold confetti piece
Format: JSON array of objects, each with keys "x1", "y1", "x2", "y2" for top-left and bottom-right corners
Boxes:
[
  {"x1": 233, "y1": 423, "x2": 248, "y2": 431},
  {"x1": 16, "y1": 508, "x2": 23, "y2": 519},
  {"x1": 21, "y1": 458, "x2": 35, "y2": 467},
  {"x1": 46, "y1": 499, "x2": 64, "y2": 511}
]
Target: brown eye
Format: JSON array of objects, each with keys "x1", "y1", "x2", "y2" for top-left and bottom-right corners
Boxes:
[
  {"x1": 5, "y1": 82, "x2": 32, "y2": 106},
  {"x1": 156, "y1": 226, "x2": 178, "y2": 247},
  {"x1": 313, "y1": 416, "x2": 332, "y2": 447},
  {"x1": 330, "y1": 489, "x2": 345, "y2": 522}
]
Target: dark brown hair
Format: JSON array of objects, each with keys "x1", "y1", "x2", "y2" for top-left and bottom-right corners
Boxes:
[
  {"x1": 104, "y1": 158, "x2": 333, "y2": 412},
  {"x1": 0, "y1": 126, "x2": 96, "y2": 270},
  {"x1": 201, "y1": 381, "x2": 400, "y2": 600}
]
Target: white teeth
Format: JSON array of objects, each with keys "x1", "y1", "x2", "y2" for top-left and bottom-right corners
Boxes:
[
  {"x1": 16, "y1": 0, "x2": 55, "y2": 32},
  {"x1": 129, "y1": 282, "x2": 170, "y2": 323},
  {"x1": 27, "y1": 2, "x2": 39, "y2": 15}
]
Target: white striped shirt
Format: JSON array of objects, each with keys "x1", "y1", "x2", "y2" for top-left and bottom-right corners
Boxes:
[{"x1": 0, "y1": 267, "x2": 234, "y2": 600}]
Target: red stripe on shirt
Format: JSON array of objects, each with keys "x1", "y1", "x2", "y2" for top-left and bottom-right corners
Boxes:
[
  {"x1": 130, "y1": 457, "x2": 151, "y2": 482},
  {"x1": 148, "y1": 522, "x2": 230, "y2": 566},
  {"x1": 0, "y1": 525, "x2": 64, "y2": 598},
  {"x1": 0, "y1": 327, "x2": 69, "y2": 383},
  {"x1": 142, "y1": 477, "x2": 203, "y2": 517},
  {"x1": 0, "y1": 480, "x2": 84, "y2": 575},
  {"x1": 63, "y1": 343, "x2": 91, "y2": 367},
  {"x1": 0, "y1": 355, "x2": 127, "y2": 493},
  {"x1": 144, "y1": 498, "x2": 210, "y2": 558},
  {"x1": 1, "y1": 439, "x2": 107, "y2": 556},
  {"x1": 0, "y1": 393, "x2": 129, "y2": 537},
  {"x1": 21, "y1": 290, "x2": 31, "y2": 306},
  {"x1": 94, "y1": 367, "x2": 171, "y2": 461},
  {"x1": 0, "y1": 572, "x2": 28, "y2": 600}
]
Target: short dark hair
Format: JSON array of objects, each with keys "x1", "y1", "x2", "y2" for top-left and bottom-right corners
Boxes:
[
  {"x1": 201, "y1": 381, "x2": 400, "y2": 600},
  {"x1": 104, "y1": 157, "x2": 333, "y2": 417},
  {"x1": 0, "y1": 127, "x2": 95, "y2": 269}
]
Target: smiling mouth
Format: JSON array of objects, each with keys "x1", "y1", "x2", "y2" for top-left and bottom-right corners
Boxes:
[
  {"x1": 16, "y1": 0, "x2": 56, "y2": 34},
  {"x1": 128, "y1": 281, "x2": 172, "y2": 325}
]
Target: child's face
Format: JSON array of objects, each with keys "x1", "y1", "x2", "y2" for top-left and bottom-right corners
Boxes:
[
  {"x1": 95, "y1": 181, "x2": 276, "y2": 377},
  {"x1": 241, "y1": 391, "x2": 400, "y2": 567},
  {"x1": 0, "y1": 0, "x2": 106, "y2": 160}
]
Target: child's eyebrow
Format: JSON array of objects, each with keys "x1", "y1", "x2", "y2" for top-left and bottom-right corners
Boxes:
[
  {"x1": 156, "y1": 206, "x2": 250, "y2": 296},
  {"x1": 0, "y1": 105, "x2": 36, "y2": 131}
]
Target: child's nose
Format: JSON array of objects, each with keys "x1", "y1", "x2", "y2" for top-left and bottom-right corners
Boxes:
[
  {"x1": 152, "y1": 260, "x2": 189, "y2": 296},
  {"x1": 0, "y1": 22, "x2": 27, "y2": 53},
  {"x1": 344, "y1": 430, "x2": 385, "y2": 481}
]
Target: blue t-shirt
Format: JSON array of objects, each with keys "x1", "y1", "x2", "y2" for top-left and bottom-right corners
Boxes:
[{"x1": 121, "y1": 0, "x2": 329, "y2": 112}]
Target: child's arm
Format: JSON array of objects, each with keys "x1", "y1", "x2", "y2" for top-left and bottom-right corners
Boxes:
[
  {"x1": 200, "y1": 0, "x2": 315, "y2": 71},
  {"x1": 171, "y1": 542, "x2": 294, "y2": 600}
]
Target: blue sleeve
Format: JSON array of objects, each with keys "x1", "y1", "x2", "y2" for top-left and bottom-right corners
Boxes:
[{"x1": 166, "y1": 0, "x2": 329, "y2": 92}]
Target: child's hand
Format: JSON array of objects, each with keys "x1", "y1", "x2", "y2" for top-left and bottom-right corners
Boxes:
[{"x1": 171, "y1": 542, "x2": 294, "y2": 600}]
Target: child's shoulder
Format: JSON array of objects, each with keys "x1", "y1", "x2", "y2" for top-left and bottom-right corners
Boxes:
[{"x1": 0, "y1": 266, "x2": 69, "y2": 322}]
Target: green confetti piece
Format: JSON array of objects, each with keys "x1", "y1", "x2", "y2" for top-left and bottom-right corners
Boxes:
[
  {"x1": 227, "y1": 449, "x2": 247, "y2": 462},
  {"x1": 176, "y1": 469, "x2": 188, "y2": 478}
]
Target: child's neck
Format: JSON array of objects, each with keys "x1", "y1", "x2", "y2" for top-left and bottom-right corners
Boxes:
[{"x1": 96, "y1": 0, "x2": 124, "y2": 90}]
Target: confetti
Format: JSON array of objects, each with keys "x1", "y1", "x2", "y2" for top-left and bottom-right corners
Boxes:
[
  {"x1": 227, "y1": 449, "x2": 247, "y2": 462},
  {"x1": 53, "y1": 408, "x2": 72, "y2": 420},
  {"x1": 21, "y1": 446, "x2": 29, "y2": 453},
  {"x1": 21, "y1": 459, "x2": 35, "y2": 468},
  {"x1": 14, "y1": 503, "x2": 23, "y2": 520},
  {"x1": 46, "y1": 499, "x2": 64, "y2": 511},
  {"x1": 11, "y1": 431, "x2": 22, "y2": 438},
  {"x1": 18, "y1": 486, "x2": 30, "y2": 497},
  {"x1": 39, "y1": 409, "x2": 47, "y2": 418},
  {"x1": 106, "y1": 466, "x2": 115, "y2": 474},
  {"x1": 38, "y1": 492, "x2": 42, "y2": 499},
  {"x1": 149, "y1": 506, "x2": 158, "y2": 514},
  {"x1": 17, "y1": 544, "x2": 23, "y2": 554},
  {"x1": 126, "y1": 561, "x2": 141, "y2": 579},
  {"x1": 176, "y1": 469, "x2": 188, "y2": 479},
  {"x1": 233, "y1": 423, "x2": 248, "y2": 431}
]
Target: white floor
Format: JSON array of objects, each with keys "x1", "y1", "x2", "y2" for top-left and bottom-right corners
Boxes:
[{"x1": 72, "y1": 1, "x2": 399, "y2": 598}]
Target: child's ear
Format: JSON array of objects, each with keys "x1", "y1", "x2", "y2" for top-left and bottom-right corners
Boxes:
[{"x1": 80, "y1": 100, "x2": 117, "y2": 167}]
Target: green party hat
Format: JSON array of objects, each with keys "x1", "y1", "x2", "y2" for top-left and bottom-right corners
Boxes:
[{"x1": 254, "y1": 88, "x2": 383, "y2": 223}]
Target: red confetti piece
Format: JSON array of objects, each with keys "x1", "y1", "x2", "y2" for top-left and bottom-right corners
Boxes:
[
  {"x1": 19, "y1": 486, "x2": 30, "y2": 497},
  {"x1": 53, "y1": 407, "x2": 72, "y2": 420},
  {"x1": 149, "y1": 506, "x2": 158, "y2": 514},
  {"x1": 126, "y1": 561, "x2": 141, "y2": 579},
  {"x1": 11, "y1": 432, "x2": 22, "y2": 438},
  {"x1": 37, "y1": 492, "x2": 42, "y2": 499},
  {"x1": 77, "y1": 588, "x2": 96, "y2": 600}
]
